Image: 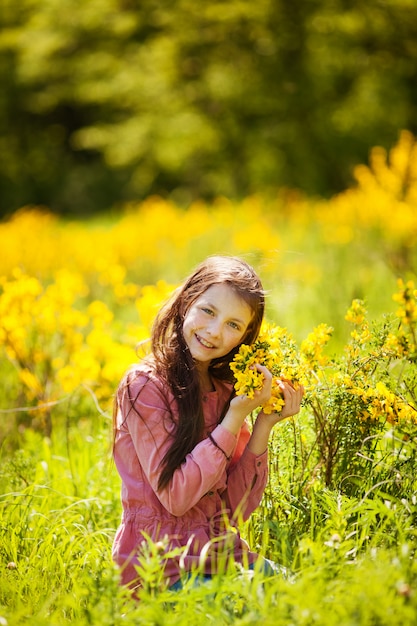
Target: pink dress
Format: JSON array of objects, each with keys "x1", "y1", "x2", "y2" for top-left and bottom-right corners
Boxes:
[{"x1": 112, "y1": 362, "x2": 269, "y2": 588}]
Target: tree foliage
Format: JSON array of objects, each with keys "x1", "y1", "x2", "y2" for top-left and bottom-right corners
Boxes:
[{"x1": 1, "y1": 0, "x2": 417, "y2": 215}]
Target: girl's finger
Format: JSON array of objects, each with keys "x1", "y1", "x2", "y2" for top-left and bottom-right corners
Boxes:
[{"x1": 252, "y1": 362, "x2": 272, "y2": 375}]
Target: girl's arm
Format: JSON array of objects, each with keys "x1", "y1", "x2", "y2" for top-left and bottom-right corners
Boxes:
[
  {"x1": 220, "y1": 364, "x2": 274, "y2": 435},
  {"x1": 120, "y1": 375, "x2": 239, "y2": 516},
  {"x1": 222, "y1": 379, "x2": 304, "y2": 520},
  {"x1": 247, "y1": 379, "x2": 305, "y2": 455},
  {"x1": 223, "y1": 443, "x2": 268, "y2": 522}
]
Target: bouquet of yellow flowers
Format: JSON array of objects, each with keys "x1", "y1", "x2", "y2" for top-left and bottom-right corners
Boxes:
[
  {"x1": 230, "y1": 322, "x2": 333, "y2": 414},
  {"x1": 230, "y1": 325, "x2": 300, "y2": 414}
]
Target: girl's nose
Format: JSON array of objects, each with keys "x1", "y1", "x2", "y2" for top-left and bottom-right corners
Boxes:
[{"x1": 207, "y1": 319, "x2": 221, "y2": 337}]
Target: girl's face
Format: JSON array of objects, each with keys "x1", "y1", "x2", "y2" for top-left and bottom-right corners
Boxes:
[{"x1": 182, "y1": 283, "x2": 253, "y2": 371}]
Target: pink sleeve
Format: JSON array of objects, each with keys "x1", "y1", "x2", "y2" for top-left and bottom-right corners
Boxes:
[
  {"x1": 224, "y1": 445, "x2": 268, "y2": 522},
  {"x1": 121, "y1": 375, "x2": 238, "y2": 517}
]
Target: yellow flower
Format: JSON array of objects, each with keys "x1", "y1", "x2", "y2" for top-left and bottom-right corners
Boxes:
[
  {"x1": 230, "y1": 322, "x2": 308, "y2": 413},
  {"x1": 135, "y1": 281, "x2": 177, "y2": 331},
  {"x1": 393, "y1": 279, "x2": 417, "y2": 324},
  {"x1": 87, "y1": 300, "x2": 114, "y2": 327},
  {"x1": 345, "y1": 299, "x2": 367, "y2": 326},
  {"x1": 300, "y1": 323, "x2": 333, "y2": 366},
  {"x1": 18, "y1": 369, "x2": 43, "y2": 398}
]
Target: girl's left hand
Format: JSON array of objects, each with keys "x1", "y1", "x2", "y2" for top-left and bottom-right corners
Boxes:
[{"x1": 261, "y1": 378, "x2": 304, "y2": 426}]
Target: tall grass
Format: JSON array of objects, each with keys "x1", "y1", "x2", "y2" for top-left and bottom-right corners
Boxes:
[{"x1": 1, "y1": 422, "x2": 416, "y2": 625}]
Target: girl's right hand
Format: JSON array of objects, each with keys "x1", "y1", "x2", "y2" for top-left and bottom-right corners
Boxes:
[{"x1": 222, "y1": 364, "x2": 273, "y2": 435}]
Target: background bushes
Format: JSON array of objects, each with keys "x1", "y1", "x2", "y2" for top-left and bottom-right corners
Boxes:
[{"x1": 1, "y1": 0, "x2": 417, "y2": 215}]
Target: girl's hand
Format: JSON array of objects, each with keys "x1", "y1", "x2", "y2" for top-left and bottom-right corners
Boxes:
[
  {"x1": 223, "y1": 363, "x2": 273, "y2": 435},
  {"x1": 230, "y1": 363, "x2": 273, "y2": 411},
  {"x1": 259, "y1": 378, "x2": 305, "y2": 427}
]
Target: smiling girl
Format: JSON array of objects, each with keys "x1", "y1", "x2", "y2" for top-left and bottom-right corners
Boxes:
[{"x1": 112, "y1": 256, "x2": 304, "y2": 592}]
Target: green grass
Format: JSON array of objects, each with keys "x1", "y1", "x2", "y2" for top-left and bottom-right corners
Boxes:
[{"x1": 1, "y1": 417, "x2": 416, "y2": 625}]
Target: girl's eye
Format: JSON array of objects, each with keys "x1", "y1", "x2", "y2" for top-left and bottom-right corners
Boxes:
[
  {"x1": 202, "y1": 307, "x2": 214, "y2": 315},
  {"x1": 228, "y1": 321, "x2": 240, "y2": 330}
]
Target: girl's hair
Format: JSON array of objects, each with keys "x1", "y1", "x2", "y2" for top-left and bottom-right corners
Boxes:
[{"x1": 118, "y1": 256, "x2": 265, "y2": 490}]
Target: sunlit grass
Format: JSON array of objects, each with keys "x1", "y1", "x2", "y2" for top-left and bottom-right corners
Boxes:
[{"x1": 1, "y1": 425, "x2": 416, "y2": 625}]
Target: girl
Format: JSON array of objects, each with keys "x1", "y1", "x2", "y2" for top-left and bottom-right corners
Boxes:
[{"x1": 112, "y1": 255, "x2": 304, "y2": 591}]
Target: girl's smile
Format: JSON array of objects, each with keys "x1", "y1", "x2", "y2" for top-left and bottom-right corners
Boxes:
[
  {"x1": 195, "y1": 333, "x2": 217, "y2": 349},
  {"x1": 182, "y1": 283, "x2": 252, "y2": 370}
]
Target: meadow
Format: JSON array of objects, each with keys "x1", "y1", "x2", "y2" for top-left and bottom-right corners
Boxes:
[{"x1": 0, "y1": 131, "x2": 417, "y2": 624}]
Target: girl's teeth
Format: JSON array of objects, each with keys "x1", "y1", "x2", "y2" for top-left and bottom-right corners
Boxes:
[{"x1": 199, "y1": 336, "x2": 213, "y2": 348}]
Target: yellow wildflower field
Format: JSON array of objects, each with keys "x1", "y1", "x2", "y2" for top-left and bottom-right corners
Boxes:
[{"x1": 0, "y1": 131, "x2": 416, "y2": 450}]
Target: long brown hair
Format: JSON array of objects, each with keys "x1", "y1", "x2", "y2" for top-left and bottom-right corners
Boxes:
[{"x1": 116, "y1": 256, "x2": 265, "y2": 490}]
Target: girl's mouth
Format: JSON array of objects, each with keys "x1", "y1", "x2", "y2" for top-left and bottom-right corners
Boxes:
[{"x1": 196, "y1": 333, "x2": 216, "y2": 349}]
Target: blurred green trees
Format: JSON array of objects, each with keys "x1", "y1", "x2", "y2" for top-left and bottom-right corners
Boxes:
[{"x1": 1, "y1": 0, "x2": 417, "y2": 215}]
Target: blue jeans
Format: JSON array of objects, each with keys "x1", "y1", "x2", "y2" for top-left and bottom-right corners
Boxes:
[{"x1": 169, "y1": 557, "x2": 283, "y2": 591}]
